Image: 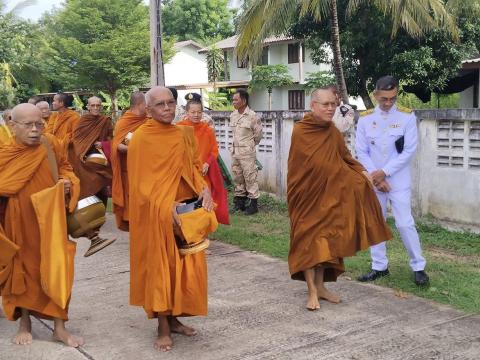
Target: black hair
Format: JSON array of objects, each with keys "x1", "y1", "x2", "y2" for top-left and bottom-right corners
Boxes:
[
  {"x1": 185, "y1": 92, "x2": 202, "y2": 102},
  {"x1": 168, "y1": 87, "x2": 178, "y2": 101},
  {"x1": 235, "y1": 89, "x2": 249, "y2": 105},
  {"x1": 375, "y1": 75, "x2": 398, "y2": 91}
]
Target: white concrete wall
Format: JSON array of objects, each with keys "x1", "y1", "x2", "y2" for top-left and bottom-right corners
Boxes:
[
  {"x1": 459, "y1": 86, "x2": 474, "y2": 108},
  {"x1": 165, "y1": 45, "x2": 208, "y2": 86},
  {"x1": 209, "y1": 109, "x2": 480, "y2": 227}
]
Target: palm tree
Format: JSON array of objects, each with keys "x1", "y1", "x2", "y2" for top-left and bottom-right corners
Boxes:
[{"x1": 236, "y1": 0, "x2": 458, "y2": 104}]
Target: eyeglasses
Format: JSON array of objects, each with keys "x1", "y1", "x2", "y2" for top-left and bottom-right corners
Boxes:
[
  {"x1": 154, "y1": 100, "x2": 177, "y2": 108},
  {"x1": 13, "y1": 120, "x2": 45, "y2": 129}
]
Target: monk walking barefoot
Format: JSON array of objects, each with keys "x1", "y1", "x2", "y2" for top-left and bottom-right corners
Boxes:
[
  {"x1": 13, "y1": 309, "x2": 32, "y2": 345},
  {"x1": 53, "y1": 318, "x2": 84, "y2": 348},
  {"x1": 287, "y1": 87, "x2": 392, "y2": 311}
]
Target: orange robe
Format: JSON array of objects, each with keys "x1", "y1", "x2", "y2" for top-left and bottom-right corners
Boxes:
[
  {"x1": 128, "y1": 120, "x2": 208, "y2": 318},
  {"x1": 111, "y1": 110, "x2": 147, "y2": 231},
  {"x1": 68, "y1": 114, "x2": 113, "y2": 199},
  {"x1": 0, "y1": 134, "x2": 80, "y2": 321},
  {"x1": 45, "y1": 109, "x2": 80, "y2": 147},
  {"x1": 0, "y1": 124, "x2": 12, "y2": 145},
  {"x1": 287, "y1": 113, "x2": 392, "y2": 282}
]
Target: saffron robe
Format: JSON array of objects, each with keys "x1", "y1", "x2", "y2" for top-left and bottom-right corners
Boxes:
[
  {"x1": 68, "y1": 114, "x2": 113, "y2": 199},
  {"x1": 45, "y1": 109, "x2": 80, "y2": 147},
  {"x1": 0, "y1": 134, "x2": 80, "y2": 320},
  {"x1": 176, "y1": 119, "x2": 229, "y2": 224},
  {"x1": 111, "y1": 110, "x2": 147, "y2": 231},
  {"x1": 128, "y1": 120, "x2": 209, "y2": 318},
  {"x1": 0, "y1": 125, "x2": 12, "y2": 145},
  {"x1": 287, "y1": 113, "x2": 392, "y2": 282}
]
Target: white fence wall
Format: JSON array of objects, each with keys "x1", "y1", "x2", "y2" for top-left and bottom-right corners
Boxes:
[{"x1": 208, "y1": 109, "x2": 480, "y2": 227}]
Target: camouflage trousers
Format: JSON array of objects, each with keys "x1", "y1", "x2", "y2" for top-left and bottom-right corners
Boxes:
[{"x1": 231, "y1": 156, "x2": 260, "y2": 199}]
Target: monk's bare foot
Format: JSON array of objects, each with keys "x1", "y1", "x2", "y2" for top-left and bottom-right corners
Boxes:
[
  {"x1": 317, "y1": 288, "x2": 341, "y2": 304},
  {"x1": 306, "y1": 294, "x2": 320, "y2": 311},
  {"x1": 156, "y1": 317, "x2": 173, "y2": 352},
  {"x1": 168, "y1": 317, "x2": 197, "y2": 336},
  {"x1": 13, "y1": 314, "x2": 32, "y2": 345},
  {"x1": 53, "y1": 327, "x2": 84, "y2": 348}
]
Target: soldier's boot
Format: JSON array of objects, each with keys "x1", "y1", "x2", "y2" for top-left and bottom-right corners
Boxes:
[
  {"x1": 232, "y1": 196, "x2": 247, "y2": 212},
  {"x1": 245, "y1": 198, "x2": 258, "y2": 215}
]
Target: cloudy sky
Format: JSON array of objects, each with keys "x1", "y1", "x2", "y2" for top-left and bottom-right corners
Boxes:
[{"x1": 5, "y1": 0, "x2": 242, "y2": 22}]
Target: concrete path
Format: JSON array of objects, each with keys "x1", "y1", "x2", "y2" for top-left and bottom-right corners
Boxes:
[{"x1": 1, "y1": 215, "x2": 479, "y2": 359}]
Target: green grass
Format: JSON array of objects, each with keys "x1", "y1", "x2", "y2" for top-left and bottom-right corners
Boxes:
[{"x1": 212, "y1": 194, "x2": 480, "y2": 313}]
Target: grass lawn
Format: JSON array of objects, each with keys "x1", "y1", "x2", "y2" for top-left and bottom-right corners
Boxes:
[{"x1": 211, "y1": 194, "x2": 480, "y2": 314}]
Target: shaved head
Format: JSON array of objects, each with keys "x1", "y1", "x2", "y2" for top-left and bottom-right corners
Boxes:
[
  {"x1": 10, "y1": 103, "x2": 44, "y2": 146},
  {"x1": 87, "y1": 96, "x2": 103, "y2": 116},
  {"x1": 36, "y1": 101, "x2": 51, "y2": 120},
  {"x1": 310, "y1": 88, "x2": 337, "y2": 122},
  {"x1": 130, "y1": 91, "x2": 147, "y2": 117},
  {"x1": 145, "y1": 87, "x2": 176, "y2": 124}
]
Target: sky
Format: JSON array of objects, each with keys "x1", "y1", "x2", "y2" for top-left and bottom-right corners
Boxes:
[{"x1": 5, "y1": 0, "x2": 242, "y2": 22}]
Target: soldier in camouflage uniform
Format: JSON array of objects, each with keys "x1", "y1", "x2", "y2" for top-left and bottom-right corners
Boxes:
[{"x1": 230, "y1": 89, "x2": 263, "y2": 215}]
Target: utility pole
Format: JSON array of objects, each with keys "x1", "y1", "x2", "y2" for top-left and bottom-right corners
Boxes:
[{"x1": 150, "y1": 0, "x2": 165, "y2": 86}]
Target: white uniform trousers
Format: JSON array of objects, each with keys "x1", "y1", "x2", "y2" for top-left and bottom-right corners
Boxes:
[{"x1": 370, "y1": 188, "x2": 426, "y2": 271}]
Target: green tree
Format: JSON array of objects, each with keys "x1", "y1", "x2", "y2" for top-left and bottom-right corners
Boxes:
[
  {"x1": 236, "y1": 0, "x2": 458, "y2": 105},
  {"x1": 163, "y1": 0, "x2": 236, "y2": 43},
  {"x1": 42, "y1": 0, "x2": 174, "y2": 111},
  {"x1": 249, "y1": 64, "x2": 293, "y2": 110},
  {"x1": 207, "y1": 45, "x2": 224, "y2": 85},
  {"x1": 304, "y1": 71, "x2": 335, "y2": 93}
]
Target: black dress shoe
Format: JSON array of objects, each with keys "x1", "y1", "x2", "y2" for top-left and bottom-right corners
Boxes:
[
  {"x1": 357, "y1": 269, "x2": 390, "y2": 282},
  {"x1": 414, "y1": 270, "x2": 429, "y2": 286}
]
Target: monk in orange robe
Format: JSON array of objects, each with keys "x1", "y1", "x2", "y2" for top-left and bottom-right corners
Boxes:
[
  {"x1": 36, "y1": 101, "x2": 55, "y2": 129},
  {"x1": 68, "y1": 96, "x2": 114, "y2": 257},
  {"x1": 177, "y1": 99, "x2": 229, "y2": 224},
  {"x1": 0, "y1": 103, "x2": 83, "y2": 347},
  {"x1": 1, "y1": 110, "x2": 12, "y2": 145},
  {"x1": 128, "y1": 87, "x2": 214, "y2": 352},
  {"x1": 111, "y1": 91, "x2": 148, "y2": 231},
  {"x1": 287, "y1": 88, "x2": 392, "y2": 311},
  {"x1": 47, "y1": 93, "x2": 80, "y2": 147}
]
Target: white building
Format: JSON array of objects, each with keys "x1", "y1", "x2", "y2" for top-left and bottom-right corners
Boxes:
[
  {"x1": 164, "y1": 40, "x2": 209, "y2": 105},
  {"x1": 199, "y1": 35, "x2": 364, "y2": 111},
  {"x1": 458, "y1": 58, "x2": 480, "y2": 108}
]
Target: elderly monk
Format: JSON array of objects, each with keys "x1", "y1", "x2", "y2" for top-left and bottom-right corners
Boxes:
[
  {"x1": 68, "y1": 96, "x2": 114, "y2": 257},
  {"x1": 111, "y1": 91, "x2": 148, "y2": 231},
  {"x1": 287, "y1": 87, "x2": 392, "y2": 311},
  {"x1": 47, "y1": 93, "x2": 80, "y2": 147},
  {"x1": 36, "y1": 101, "x2": 54, "y2": 127},
  {"x1": 0, "y1": 103, "x2": 83, "y2": 347},
  {"x1": 1, "y1": 109, "x2": 13, "y2": 145},
  {"x1": 128, "y1": 86, "x2": 214, "y2": 352},
  {"x1": 177, "y1": 99, "x2": 229, "y2": 225}
]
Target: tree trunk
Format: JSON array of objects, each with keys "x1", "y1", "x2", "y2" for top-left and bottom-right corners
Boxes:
[
  {"x1": 268, "y1": 89, "x2": 272, "y2": 110},
  {"x1": 358, "y1": 55, "x2": 374, "y2": 109},
  {"x1": 110, "y1": 91, "x2": 118, "y2": 113},
  {"x1": 329, "y1": 0, "x2": 349, "y2": 104},
  {"x1": 150, "y1": 0, "x2": 165, "y2": 86}
]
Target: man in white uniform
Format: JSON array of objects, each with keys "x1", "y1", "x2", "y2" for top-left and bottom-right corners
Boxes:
[{"x1": 355, "y1": 75, "x2": 429, "y2": 286}]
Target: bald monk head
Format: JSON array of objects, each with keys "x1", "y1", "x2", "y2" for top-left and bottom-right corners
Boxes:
[
  {"x1": 52, "y1": 93, "x2": 73, "y2": 112},
  {"x1": 35, "y1": 101, "x2": 51, "y2": 120},
  {"x1": 145, "y1": 86, "x2": 176, "y2": 124},
  {"x1": 28, "y1": 96, "x2": 41, "y2": 105},
  {"x1": 130, "y1": 91, "x2": 147, "y2": 117},
  {"x1": 86, "y1": 96, "x2": 103, "y2": 116},
  {"x1": 310, "y1": 88, "x2": 337, "y2": 122},
  {"x1": 8, "y1": 103, "x2": 44, "y2": 146},
  {"x1": 2, "y1": 108, "x2": 12, "y2": 123}
]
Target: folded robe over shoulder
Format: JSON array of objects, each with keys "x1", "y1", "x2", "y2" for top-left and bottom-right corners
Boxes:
[
  {"x1": 287, "y1": 113, "x2": 392, "y2": 282},
  {"x1": 128, "y1": 119, "x2": 210, "y2": 318},
  {"x1": 45, "y1": 109, "x2": 80, "y2": 149},
  {"x1": 111, "y1": 110, "x2": 147, "y2": 231},
  {"x1": 0, "y1": 134, "x2": 80, "y2": 320}
]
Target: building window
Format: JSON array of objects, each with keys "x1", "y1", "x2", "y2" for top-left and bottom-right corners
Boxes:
[
  {"x1": 237, "y1": 56, "x2": 249, "y2": 68},
  {"x1": 288, "y1": 90, "x2": 305, "y2": 110},
  {"x1": 288, "y1": 43, "x2": 305, "y2": 64},
  {"x1": 257, "y1": 47, "x2": 269, "y2": 65}
]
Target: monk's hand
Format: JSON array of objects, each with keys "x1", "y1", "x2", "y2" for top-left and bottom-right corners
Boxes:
[
  {"x1": 202, "y1": 162, "x2": 209, "y2": 176},
  {"x1": 371, "y1": 169, "x2": 386, "y2": 186},
  {"x1": 94, "y1": 141, "x2": 102, "y2": 149},
  {"x1": 172, "y1": 202, "x2": 183, "y2": 227},
  {"x1": 199, "y1": 188, "x2": 214, "y2": 212},
  {"x1": 61, "y1": 178, "x2": 71, "y2": 195},
  {"x1": 362, "y1": 171, "x2": 373, "y2": 185},
  {"x1": 376, "y1": 180, "x2": 391, "y2": 193}
]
